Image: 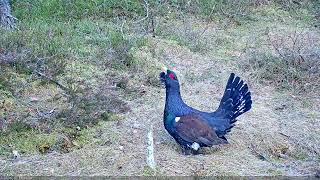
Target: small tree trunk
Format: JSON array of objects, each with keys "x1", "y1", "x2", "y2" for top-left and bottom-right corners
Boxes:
[
  {"x1": 0, "y1": 0, "x2": 16, "y2": 29},
  {"x1": 146, "y1": 124, "x2": 156, "y2": 170}
]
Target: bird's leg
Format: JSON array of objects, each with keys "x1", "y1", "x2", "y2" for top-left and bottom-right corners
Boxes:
[
  {"x1": 190, "y1": 142, "x2": 201, "y2": 155},
  {"x1": 181, "y1": 146, "x2": 192, "y2": 155},
  {"x1": 191, "y1": 149, "x2": 200, "y2": 155}
]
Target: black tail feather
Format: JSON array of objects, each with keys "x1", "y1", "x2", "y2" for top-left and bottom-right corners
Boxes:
[{"x1": 217, "y1": 73, "x2": 252, "y2": 122}]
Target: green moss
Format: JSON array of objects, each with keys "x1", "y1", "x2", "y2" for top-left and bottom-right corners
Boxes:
[
  {"x1": 247, "y1": 4, "x2": 315, "y2": 27},
  {"x1": 12, "y1": 0, "x2": 144, "y2": 21},
  {"x1": 307, "y1": 112, "x2": 319, "y2": 124},
  {"x1": 101, "y1": 112, "x2": 119, "y2": 121},
  {"x1": 62, "y1": 61, "x2": 107, "y2": 87},
  {"x1": 291, "y1": 151, "x2": 309, "y2": 161},
  {"x1": 142, "y1": 166, "x2": 162, "y2": 176},
  {"x1": 267, "y1": 168, "x2": 283, "y2": 176},
  {"x1": 59, "y1": 122, "x2": 119, "y2": 150},
  {"x1": 0, "y1": 96, "x2": 16, "y2": 119},
  {"x1": 0, "y1": 121, "x2": 117, "y2": 156},
  {"x1": 185, "y1": 72, "x2": 202, "y2": 83},
  {"x1": 0, "y1": 128, "x2": 57, "y2": 156},
  {"x1": 302, "y1": 99, "x2": 312, "y2": 109},
  {"x1": 71, "y1": 126, "x2": 103, "y2": 148}
]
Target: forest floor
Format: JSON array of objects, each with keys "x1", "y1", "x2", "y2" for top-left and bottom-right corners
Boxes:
[
  {"x1": 1, "y1": 2, "x2": 320, "y2": 176},
  {"x1": 1, "y1": 36, "x2": 319, "y2": 176}
]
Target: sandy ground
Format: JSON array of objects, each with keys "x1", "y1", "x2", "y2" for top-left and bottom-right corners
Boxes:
[{"x1": 0, "y1": 38, "x2": 319, "y2": 176}]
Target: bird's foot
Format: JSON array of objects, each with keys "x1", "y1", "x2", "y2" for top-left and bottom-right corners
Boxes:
[
  {"x1": 181, "y1": 147, "x2": 192, "y2": 155},
  {"x1": 191, "y1": 149, "x2": 201, "y2": 155}
]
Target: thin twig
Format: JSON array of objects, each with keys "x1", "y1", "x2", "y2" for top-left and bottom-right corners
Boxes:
[
  {"x1": 34, "y1": 70, "x2": 70, "y2": 93},
  {"x1": 120, "y1": 18, "x2": 126, "y2": 39},
  {"x1": 133, "y1": 0, "x2": 149, "y2": 24},
  {"x1": 279, "y1": 132, "x2": 290, "y2": 138},
  {"x1": 267, "y1": 31, "x2": 285, "y2": 59}
]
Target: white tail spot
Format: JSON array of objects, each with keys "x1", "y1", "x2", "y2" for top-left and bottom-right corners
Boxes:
[
  {"x1": 191, "y1": 142, "x2": 200, "y2": 150},
  {"x1": 175, "y1": 117, "x2": 180, "y2": 122}
]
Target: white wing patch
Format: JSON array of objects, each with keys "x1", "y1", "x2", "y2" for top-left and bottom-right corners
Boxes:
[
  {"x1": 175, "y1": 117, "x2": 180, "y2": 122},
  {"x1": 191, "y1": 142, "x2": 200, "y2": 150}
]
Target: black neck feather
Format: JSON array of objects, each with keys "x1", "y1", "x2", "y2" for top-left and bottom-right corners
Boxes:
[{"x1": 164, "y1": 86, "x2": 191, "y2": 115}]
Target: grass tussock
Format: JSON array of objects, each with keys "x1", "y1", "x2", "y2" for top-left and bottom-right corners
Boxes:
[{"x1": 240, "y1": 28, "x2": 320, "y2": 94}]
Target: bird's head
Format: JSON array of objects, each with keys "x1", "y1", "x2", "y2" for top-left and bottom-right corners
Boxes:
[{"x1": 160, "y1": 67, "x2": 180, "y2": 89}]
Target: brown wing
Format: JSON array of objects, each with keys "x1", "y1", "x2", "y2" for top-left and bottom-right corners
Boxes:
[{"x1": 175, "y1": 113, "x2": 228, "y2": 146}]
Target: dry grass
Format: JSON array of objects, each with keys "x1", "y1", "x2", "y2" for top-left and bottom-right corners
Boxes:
[
  {"x1": 1, "y1": 38, "x2": 319, "y2": 176},
  {"x1": 149, "y1": 38, "x2": 320, "y2": 176},
  {"x1": 240, "y1": 27, "x2": 320, "y2": 94},
  {"x1": 1, "y1": 1, "x2": 319, "y2": 176}
]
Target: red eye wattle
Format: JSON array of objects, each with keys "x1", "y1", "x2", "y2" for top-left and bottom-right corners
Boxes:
[{"x1": 169, "y1": 73, "x2": 175, "y2": 80}]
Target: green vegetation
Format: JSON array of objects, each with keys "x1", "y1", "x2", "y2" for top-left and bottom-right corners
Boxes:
[
  {"x1": 0, "y1": 121, "x2": 56, "y2": 155},
  {"x1": 0, "y1": 120, "x2": 116, "y2": 155},
  {"x1": 0, "y1": 0, "x2": 156, "y2": 155},
  {"x1": 142, "y1": 166, "x2": 162, "y2": 176},
  {"x1": 12, "y1": 0, "x2": 145, "y2": 21},
  {"x1": 267, "y1": 168, "x2": 284, "y2": 176},
  {"x1": 291, "y1": 151, "x2": 309, "y2": 161},
  {"x1": 1, "y1": 0, "x2": 319, "y2": 170},
  {"x1": 153, "y1": 2, "x2": 319, "y2": 94}
]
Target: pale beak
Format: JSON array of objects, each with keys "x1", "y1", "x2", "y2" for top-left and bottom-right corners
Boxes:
[{"x1": 161, "y1": 66, "x2": 168, "y2": 74}]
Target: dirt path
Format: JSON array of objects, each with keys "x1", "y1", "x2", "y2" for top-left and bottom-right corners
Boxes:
[{"x1": 1, "y1": 38, "x2": 319, "y2": 176}]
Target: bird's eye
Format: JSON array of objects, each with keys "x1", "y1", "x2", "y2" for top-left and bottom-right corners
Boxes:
[{"x1": 169, "y1": 73, "x2": 176, "y2": 80}]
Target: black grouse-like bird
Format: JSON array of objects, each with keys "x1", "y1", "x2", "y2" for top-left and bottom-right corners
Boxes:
[{"x1": 160, "y1": 68, "x2": 252, "y2": 154}]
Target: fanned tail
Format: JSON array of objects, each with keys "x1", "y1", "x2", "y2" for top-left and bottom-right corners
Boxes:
[{"x1": 217, "y1": 73, "x2": 252, "y2": 123}]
